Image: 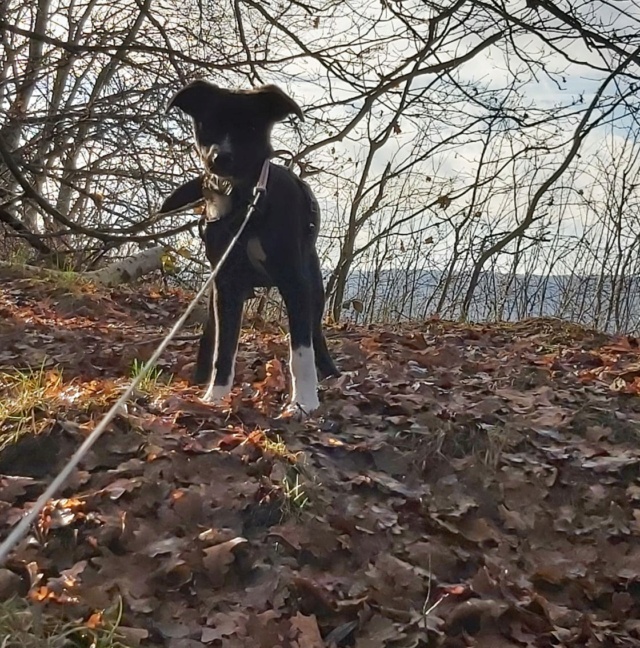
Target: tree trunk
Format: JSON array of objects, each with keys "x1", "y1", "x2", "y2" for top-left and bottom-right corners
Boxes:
[
  {"x1": 1, "y1": 246, "x2": 168, "y2": 286},
  {"x1": 83, "y1": 246, "x2": 168, "y2": 286}
]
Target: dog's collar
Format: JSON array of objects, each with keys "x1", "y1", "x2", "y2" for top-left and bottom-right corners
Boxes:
[
  {"x1": 201, "y1": 159, "x2": 270, "y2": 226},
  {"x1": 203, "y1": 158, "x2": 270, "y2": 200},
  {"x1": 203, "y1": 173, "x2": 233, "y2": 197}
]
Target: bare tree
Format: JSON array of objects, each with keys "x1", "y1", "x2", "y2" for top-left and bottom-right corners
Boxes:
[{"x1": 1, "y1": 0, "x2": 640, "y2": 331}]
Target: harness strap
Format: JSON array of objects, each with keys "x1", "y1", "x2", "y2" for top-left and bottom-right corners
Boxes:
[{"x1": 198, "y1": 158, "x2": 270, "y2": 239}]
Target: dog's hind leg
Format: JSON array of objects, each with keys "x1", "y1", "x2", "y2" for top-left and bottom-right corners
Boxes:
[
  {"x1": 309, "y1": 252, "x2": 339, "y2": 379},
  {"x1": 276, "y1": 275, "x2": 320, "y2": 416},
  {"x1": 202, "y1": 282, "x2": 244, "y2": 404}
]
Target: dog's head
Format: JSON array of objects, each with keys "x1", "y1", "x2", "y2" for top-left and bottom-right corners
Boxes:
[{"x1": 167, "y1": 80, "x2": 303, "y2": 180}]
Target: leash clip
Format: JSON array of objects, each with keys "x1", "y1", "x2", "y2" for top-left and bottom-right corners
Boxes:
[{"x1": 253, "y1": 158, "x2": 270, "y2": 197}]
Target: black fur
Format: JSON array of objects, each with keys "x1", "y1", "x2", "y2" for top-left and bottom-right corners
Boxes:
[{"x1": 159, "y1": 81, "x2": 338, "y2": 411}]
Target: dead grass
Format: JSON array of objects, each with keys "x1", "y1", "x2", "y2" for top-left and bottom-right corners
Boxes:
[
  {"x1": 260, "y1": 433, "x2": 301, "y2": 464},
  {"x1": 414, "y1": 419, "x2": 515, "y2": 470},
  {"x1": 0, "y1": 363, "x2": 122, "y2": 453},
  {"x1": 0, "y1": 363, "x2": 64, "y2": 452},
  {"x1": 0, "y1": 598, "x2": 129, "y2": 648},
  {"x1": 0, "y1": 261, "x2": 96, "y2": 297},
  {"x1": 250, "y1": 431, "x2": 313, "y2": 518}
]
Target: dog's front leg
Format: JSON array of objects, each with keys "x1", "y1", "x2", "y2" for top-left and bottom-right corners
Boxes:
[
  {"x1": 194, "y1": 286, "x2": 216, "y2": 385},
  {"x1": 279, "y1": 281, "x2": 320, "y2": 417},
  {"x1": 202, "y1": 282, "x2": 243, "y2": 404}
]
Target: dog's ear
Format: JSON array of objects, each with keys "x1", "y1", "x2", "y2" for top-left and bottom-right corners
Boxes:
[
  {"x1": 255, "y1": 85, "x2": 304, "y2": 123},
  {"x1": 157, "y1": 176, "x2": 205, "y2": 215},
  {"x1": 166, "y1": 80, "x2": 218, "y2": 118}
]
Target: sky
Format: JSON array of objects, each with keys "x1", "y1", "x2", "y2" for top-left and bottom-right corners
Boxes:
[
  {"x1": 4, "y1": 0, "x2": 640, "y2": 283},
  {"x1": 250, "y1": 0, "x2": 640, "y2": 275}
]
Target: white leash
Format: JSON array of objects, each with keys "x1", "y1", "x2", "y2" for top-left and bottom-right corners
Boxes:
[{"x1": 0, "y1": 161, "x2": 270, "y2": 565}]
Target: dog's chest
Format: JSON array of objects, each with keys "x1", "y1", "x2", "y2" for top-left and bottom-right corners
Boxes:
[
  {"x1": 203, "y1": 192, "x2": 232, "y2": 221},
  {"x1": 202, "y1": 176, "x2": 232, "y2": 220}
]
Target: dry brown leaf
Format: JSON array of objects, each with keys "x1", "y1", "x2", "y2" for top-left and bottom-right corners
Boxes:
[
  {"x1": 202, "y1": 537, "x2": 248, "y2": 587},
  {"x1": 289, "y1": 613, "x2": 324, "y2": 648},
  {"x1": 3, "y1": 275, "x2": 640, "y2": 647}
]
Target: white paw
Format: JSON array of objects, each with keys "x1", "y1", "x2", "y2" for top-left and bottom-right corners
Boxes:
[
  {"x1": 285, "y1": 345, "x2": 319, "y2": 420},
  {"x1": 282, "y1": 393, "x2": 320, "y2": 420},
  {"x1": 202, "y1": 382, "x2": 231, "y2": 404}
]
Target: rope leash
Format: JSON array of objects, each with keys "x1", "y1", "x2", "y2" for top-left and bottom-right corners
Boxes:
[{"x1": 0, "y1": 165, "x2": 269, "y2": 565}]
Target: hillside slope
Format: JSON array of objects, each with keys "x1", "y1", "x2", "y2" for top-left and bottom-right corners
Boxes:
[{"x1": 1, "y1": 267, "x2": 640, "y2": 647}]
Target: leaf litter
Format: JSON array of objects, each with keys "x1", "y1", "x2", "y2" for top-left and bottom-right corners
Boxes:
[{"x1": 1, "y1": 268, "x2": 640, "y2": 646}]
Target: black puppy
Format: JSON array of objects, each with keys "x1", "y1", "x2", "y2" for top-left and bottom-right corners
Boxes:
[{"x1": 158, "y1": 80, "x2": 339, "y2": 416}]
